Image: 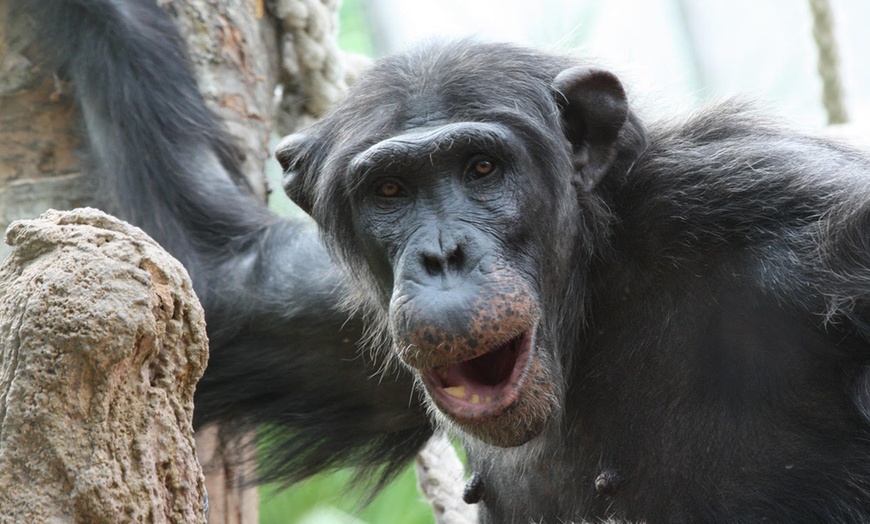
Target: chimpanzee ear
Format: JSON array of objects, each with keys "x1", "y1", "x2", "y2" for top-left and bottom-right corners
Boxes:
[
  {"x1": 552, "y1": 66, "x2": 629, "y2": 191},
  {"x1": 275, "y1": 133, "x2": 318, "y2": 216}
]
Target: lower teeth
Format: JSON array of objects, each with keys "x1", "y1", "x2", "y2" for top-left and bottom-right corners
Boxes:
[{"x1": 444, "y1": 385, "x2": 466, "y2": 399}]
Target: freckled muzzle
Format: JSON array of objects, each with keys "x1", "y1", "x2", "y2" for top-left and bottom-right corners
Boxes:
[{"x1": 390, "y1": 275, "x2": 557, "y2": 447}]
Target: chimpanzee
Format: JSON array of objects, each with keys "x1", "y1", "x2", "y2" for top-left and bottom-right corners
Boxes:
[
  {"x1": 12, "y1": 0, "x2": 870, "y2": 522},
  {"x1": 7, "y1": 0, "x2": 431, "y2": 486},
  {"x1": 277, "y1": 40, "x2": 870, "y2": 522}
]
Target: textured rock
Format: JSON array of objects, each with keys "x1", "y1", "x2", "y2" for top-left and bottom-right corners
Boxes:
[{"x1": 0, "y1": 208, "x2": 208, "y2": 523}]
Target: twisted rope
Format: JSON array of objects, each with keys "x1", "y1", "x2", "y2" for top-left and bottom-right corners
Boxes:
[
  {"x1": 809, "y1": 0, "x2": 848, "y2": 125},
  {"x1": 276, "y1": 0, "x2": 364, "y2": 131},
  {"x1": 415, "y1": 435, "x2": 479, "y2": 524}
]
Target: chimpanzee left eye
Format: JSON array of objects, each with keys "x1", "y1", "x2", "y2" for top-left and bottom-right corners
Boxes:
[{"x1": 465, "y1": 156, "x2": 498, "y2": 182}]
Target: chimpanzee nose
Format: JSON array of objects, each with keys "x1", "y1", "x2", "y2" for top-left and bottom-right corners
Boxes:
[
  {"x1": 421, "y1": 243, "x2": 466, "y2": 277},
  {"x1": 411, "y1": 225, "x2": 490, "y2": 284}
]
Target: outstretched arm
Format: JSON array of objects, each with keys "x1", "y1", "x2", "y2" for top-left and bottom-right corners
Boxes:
[{"x1": 8, "y1": 0, "x2": 432, "y2": 485}]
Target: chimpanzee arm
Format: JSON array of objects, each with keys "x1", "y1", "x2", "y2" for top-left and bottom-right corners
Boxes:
[{"x1": 8, "y1": 0, "x2": 432, "y2": 484}]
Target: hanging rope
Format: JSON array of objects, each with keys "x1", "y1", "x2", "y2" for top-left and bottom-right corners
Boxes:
[
  {"x1": 415, "y1": 434, "x2": 479, "y2": 524},
  {"x1": 809, "y1": 0, "x2": 848, "y2": 125},
  {"x1": 275, "y1": 0, "x2": 360, "y2": 131}
]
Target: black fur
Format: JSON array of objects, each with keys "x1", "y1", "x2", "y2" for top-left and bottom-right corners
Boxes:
[
  {"x1": 13, "y1": 1, "x2": 870, "y2": 519},
  {"x1": 7, "y1": 0, "x2": 432, "y2": 487},
  {"x1": 279, "y1": 41, "x2": 870, "y2": 522}
]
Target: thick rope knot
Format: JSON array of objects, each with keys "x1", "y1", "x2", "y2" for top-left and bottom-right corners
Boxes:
[{"x1": 276, "y1": 0, "x2": 368, "y2": 131}]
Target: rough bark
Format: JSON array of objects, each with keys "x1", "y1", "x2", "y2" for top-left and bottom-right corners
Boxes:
[
  {"x1": 161, "y1": 0, "x2": 280, "y2": 198},
  {"x1": 0, "y1": 208, "x2": 208, "y2": 523},
  {"x1": 196, "y1": 426, "x2": 260, "y2": 524},
  {"x1": 0, "y1": 1, "x2": 90, "y2": 259}
]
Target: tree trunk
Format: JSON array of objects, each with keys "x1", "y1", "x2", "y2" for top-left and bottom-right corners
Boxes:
[{"x1": 0, "y1": 1, "x2": 289, "y2": 522}]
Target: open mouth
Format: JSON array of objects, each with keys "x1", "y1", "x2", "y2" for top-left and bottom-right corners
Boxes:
[{"x1": 421, "y1": 326, "x2": 535, "y2": 420}]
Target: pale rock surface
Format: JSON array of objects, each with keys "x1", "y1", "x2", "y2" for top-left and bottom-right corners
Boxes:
[{"x1": 0, "y1": 208, "x2": 208, "y2": 523}]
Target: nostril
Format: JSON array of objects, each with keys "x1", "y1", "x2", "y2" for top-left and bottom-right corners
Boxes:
[
  {"x1": 447, "y1": 247, "x2": 464, "y2": 272},
  {"x1": 423, "y1": 253, "x2": 444, "y2": 277},
  {"x1": 422, "y1": 247, "x2": 464, "y2": 277}
]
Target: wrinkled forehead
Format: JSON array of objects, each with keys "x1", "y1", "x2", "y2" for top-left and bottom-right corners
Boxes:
[
  {"x1": 309, "y1": 43, "x2": 577, "y2": 182},
  {"x1": 347, "y1": 121, "x2": 517, "y2": 175}
]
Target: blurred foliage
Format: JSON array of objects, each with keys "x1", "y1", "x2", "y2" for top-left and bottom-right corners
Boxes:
[
  {"x1": 338, "y1": 0, "x2": 375, "y2": 57},
  {"x1": 260, "y1": 465, "x2": 435, "y2": 524}
]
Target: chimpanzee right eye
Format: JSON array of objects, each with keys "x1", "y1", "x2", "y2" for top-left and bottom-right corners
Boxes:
[{"x1": 374, "y1": 178, "x2": 407, "y2": 198}]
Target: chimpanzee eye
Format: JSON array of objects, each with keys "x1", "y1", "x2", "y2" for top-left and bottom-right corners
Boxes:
[
  {"x1": 374, "y1": 178, "x2": 406, "y2": 198},
  {"x1": 466, "y1": 156, "x2": 499, "y2": 182}
]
